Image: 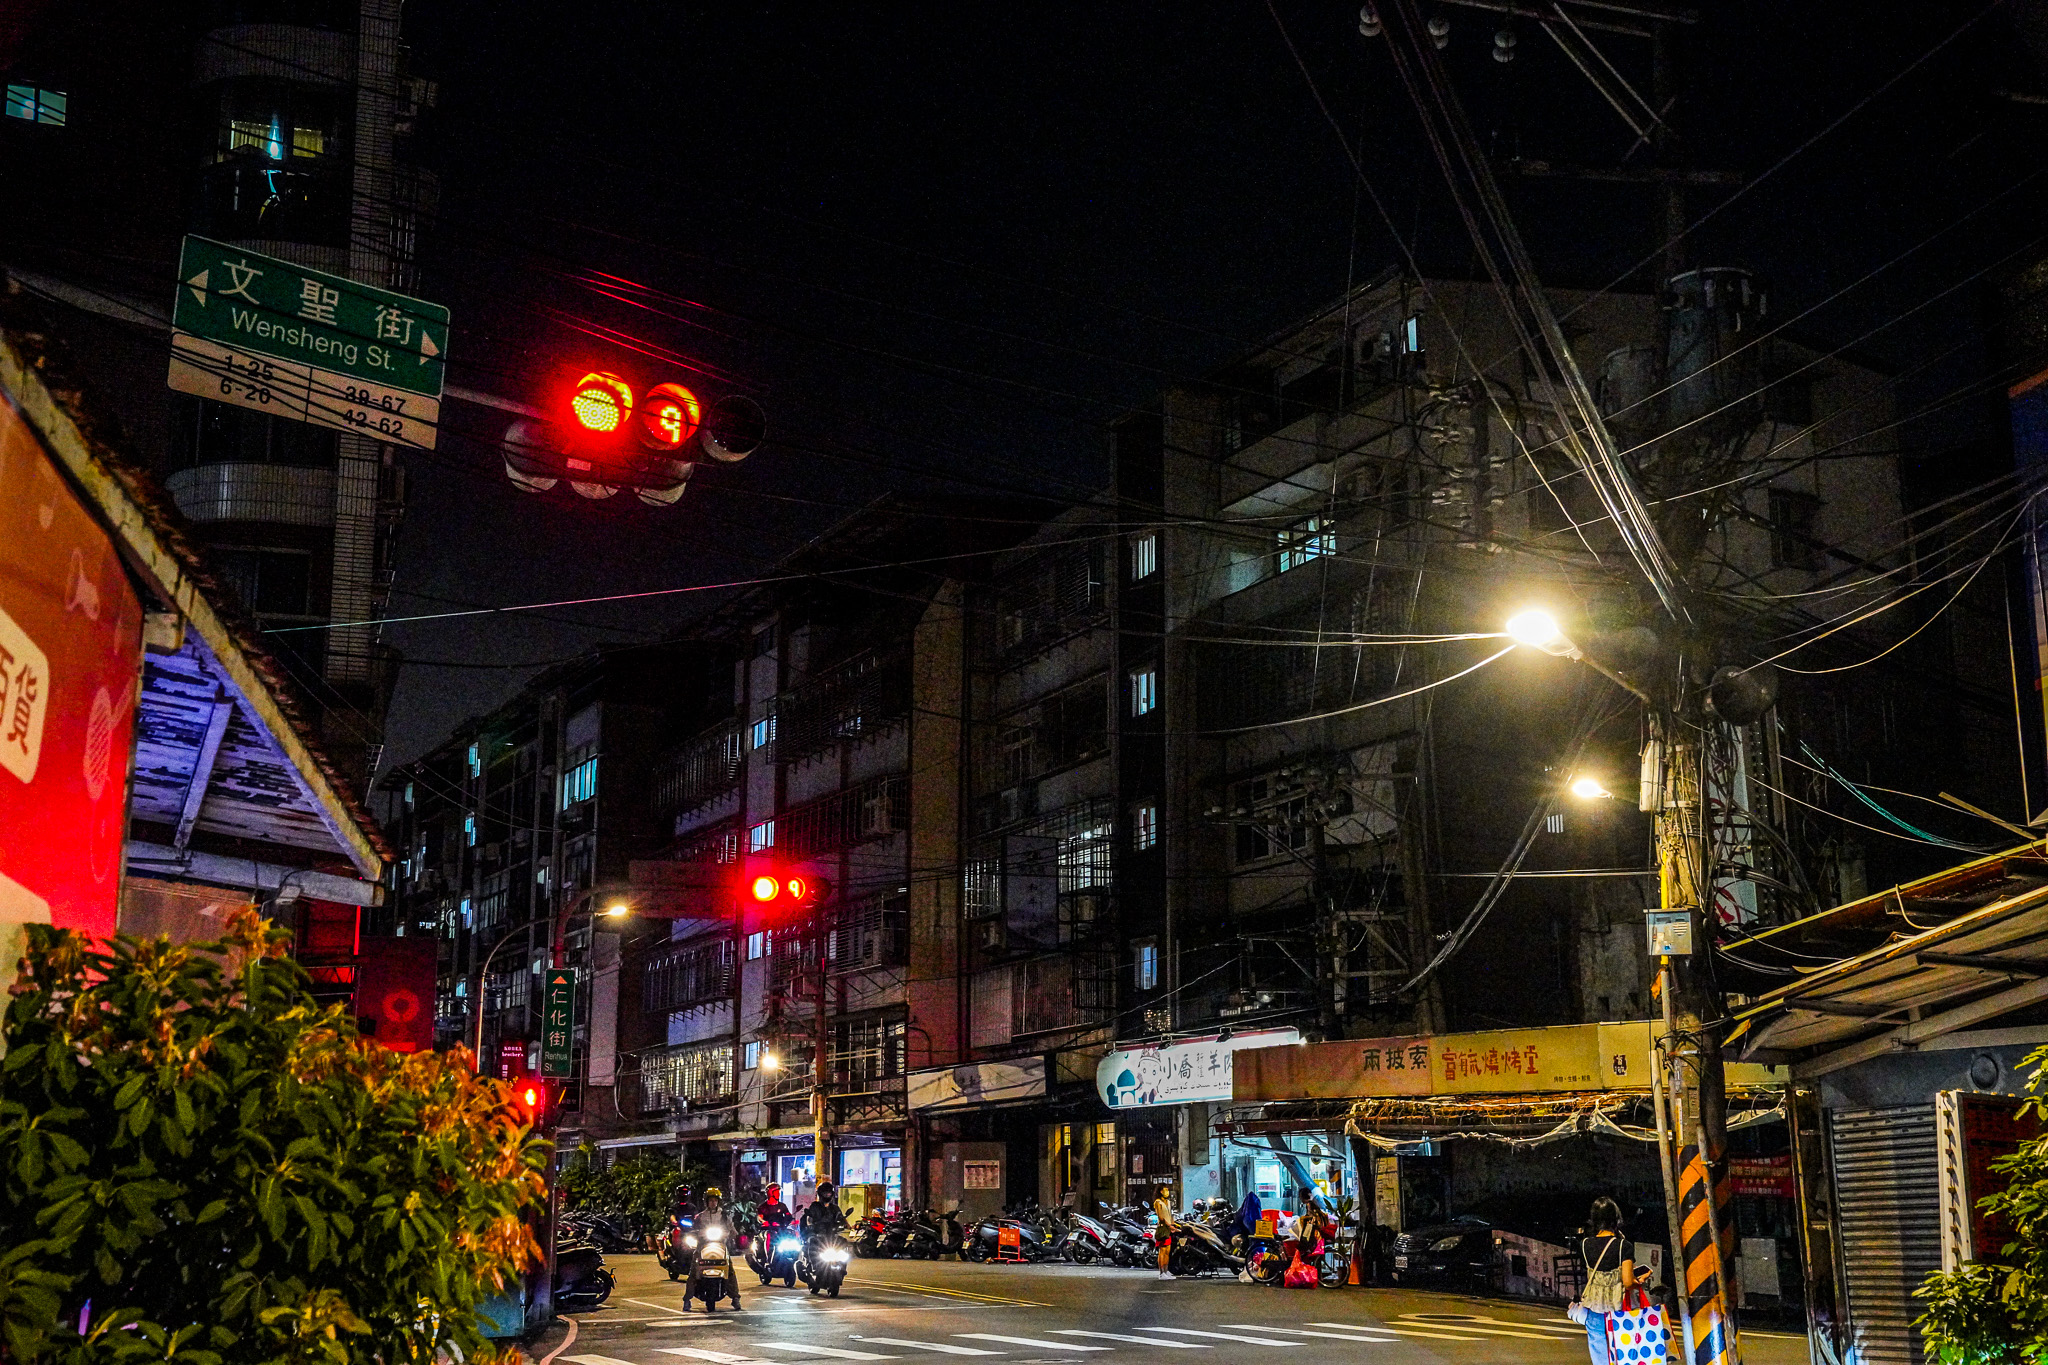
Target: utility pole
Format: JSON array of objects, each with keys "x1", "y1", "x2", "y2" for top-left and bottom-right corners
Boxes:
[{"x1": 812, "y1": 895, "x2": 830, "y2": 1194}]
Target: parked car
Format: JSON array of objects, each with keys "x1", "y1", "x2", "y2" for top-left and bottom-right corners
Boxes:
[{"x1": 1391, "y1": 1215, "x2": 1494, "y2": 1289}]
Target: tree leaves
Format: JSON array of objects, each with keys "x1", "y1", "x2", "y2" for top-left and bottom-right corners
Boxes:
[{"x1": 0, "y1": 913, "x2": 547, "y2": 1365}]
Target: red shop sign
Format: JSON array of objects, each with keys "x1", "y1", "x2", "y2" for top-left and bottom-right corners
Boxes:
[{"x1": 0, "y1": 395, "x2": 140, "y2": 936}]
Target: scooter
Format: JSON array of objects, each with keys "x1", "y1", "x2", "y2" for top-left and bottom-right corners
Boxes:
[
  {"x1": 849, "y1": 1211, "x2": 889, "y2": 1258},
  {"x1": 798, "y1": 1231, "x2": 852, "y2": 1297},
  {"x1": 1053, "y1": 1208, "x2": 1114, "y2": 1264},
  {"x1": 901, "y1": 1207, "x2": 965, "y2": 1260},
  {"x1": 747, "y1": 1224, "x2": 803, "y2": 1287},
  {"x1": 964, "y1": 1210, "x2": 1055, "y2": 1263},
  {"x1": 1102, "y1": 1205, "x2": 1156, "y2": 1267},
  {"x1": 554, "y1": 1227, "x2": 615, "y2": 1308},
  {"x1": 685, "y1": 1222, "x2": 740, "y2": 1311},
  {"x1": 1166, "y1": 1216, "x2": 1246, "y2": 1278},
  {"x1": 656, "y1": 1214, "x2": 696, "y2": 1282}
]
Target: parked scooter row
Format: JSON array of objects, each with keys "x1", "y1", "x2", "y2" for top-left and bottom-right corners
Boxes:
[{"x1": 849, "y1": 1206, "x2": 970, "y2": 1259}]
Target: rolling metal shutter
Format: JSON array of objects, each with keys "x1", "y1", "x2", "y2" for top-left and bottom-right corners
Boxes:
[{"x1": 1829, "y1": 1104, "x2": 1940, "y2": 1365}]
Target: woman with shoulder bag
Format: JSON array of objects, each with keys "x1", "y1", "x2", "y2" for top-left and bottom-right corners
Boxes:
[{"x1": 1570, "y1": 1198, "x2": 1638, "y2": 1365}]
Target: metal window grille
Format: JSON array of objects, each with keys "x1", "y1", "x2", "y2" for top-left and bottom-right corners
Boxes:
[
  {"x1": 643, "y1": 936, "x2": 736, "y2": 1014},
  {"x1": 777, "y1": 650, "x2": 911, "y2": 762},
  {"x1": 987, "y1": 542, "x2": 1108, "y2": 660},
  {"x1": 1059, "y1": 822, "x2": 1113, "y2": 894},
  {"x1": 1277, "y1": 516, "x2": 1334, "y2": 572},
  {"x1": 641, "y1": 1041, "x2": 737, "y2": 1113},
  {"x1": 779, "y1": 773, "x2": 909, "y2": 859},
  {"x1": 830, "y1": 1015, "x2": 908, "y2": 1089},
  {"x1": 652, "y1": 725, "x2": 743, "y2": 817}
]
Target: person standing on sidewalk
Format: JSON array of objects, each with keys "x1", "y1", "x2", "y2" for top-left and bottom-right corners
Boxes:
[
  {"x1": 1152, "y1": 1190, "x2": 1177, "y2": 1279},
  {"x1": 1571, "y1": 1198, "x2": 1639, "y2": 1365}
]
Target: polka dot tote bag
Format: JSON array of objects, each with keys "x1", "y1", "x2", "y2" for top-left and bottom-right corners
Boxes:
[{"x1": 1605, "y1": 1289, "x2": 1670, "y2": 1363}]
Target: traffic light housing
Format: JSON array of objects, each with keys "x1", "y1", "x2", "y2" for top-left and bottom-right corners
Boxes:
[
  {"x1": 745, "y1": 868, "x2": 830, "y2": 916},
  {"x1": 501, "y1": 369, "x2": 762, "y2": 506}
]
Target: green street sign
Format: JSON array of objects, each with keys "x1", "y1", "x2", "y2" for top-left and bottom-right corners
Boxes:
[
  {"x1": 540, "y1": 967, "x2": 578, "y2": 1079},
  {"x1": 166, "y1": 234, "x2": 450, "y2": 449}
]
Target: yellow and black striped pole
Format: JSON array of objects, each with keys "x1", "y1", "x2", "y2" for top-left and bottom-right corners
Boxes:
[{"x1": 1677, "y1": 1141, "x2": 1738, "y2": 1365}]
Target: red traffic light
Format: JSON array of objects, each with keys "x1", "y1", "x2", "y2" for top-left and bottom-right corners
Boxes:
[
  {"x1": 570, "y1": 371, "x2": 632, "y2": 432},
  {"x1": 750, "y1": 874, "x2": 781, "y2": 903},
  {"x1": 637, "y1": 382, "x2": 701, "y2": 451}
]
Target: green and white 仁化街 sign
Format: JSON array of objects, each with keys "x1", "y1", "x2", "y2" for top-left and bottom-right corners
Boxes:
[{"x1": 166, "y1": 234, "x2": 450, "y2": 449}]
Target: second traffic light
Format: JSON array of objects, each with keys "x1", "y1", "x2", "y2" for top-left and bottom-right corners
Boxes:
[{"x1": 502, "y1": 370, "x2": 765, "y2": 506}]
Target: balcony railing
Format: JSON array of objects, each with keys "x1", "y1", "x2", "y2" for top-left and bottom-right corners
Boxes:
[{"x1": 777, "y1": 650, "x2": 910, "y2": 763}]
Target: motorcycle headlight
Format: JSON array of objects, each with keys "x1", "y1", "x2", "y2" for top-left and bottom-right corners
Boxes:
[
  {"x1": 706, "y1": 1227, "x2": 726, "y2": 1242},
  {"x1": 684, "y1": 1234, "x2": 699, "y2": 1248},
  {"x1": 827, "y1": 1249, "x2": 851, "y2": 1264},
  {"x1": 778, "y1": 1237, "x2": 801, "y2": 1252}
]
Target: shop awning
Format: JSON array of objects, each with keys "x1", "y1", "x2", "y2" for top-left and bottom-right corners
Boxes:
[
  {"x1": 1229, "y1": 1087, "x2": 1784, "y2": 1150},
  {"x1": 1733, "y1": 845, "x2": 2048, "y2": 1077}
]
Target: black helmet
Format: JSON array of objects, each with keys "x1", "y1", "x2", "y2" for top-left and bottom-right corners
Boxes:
[
  {"x1": 676, "y1": 1183, "x2": 694, "y2": 1200},
  {"x1": 816, "y1": 1179, "x2": 836, "y2": 1195}
]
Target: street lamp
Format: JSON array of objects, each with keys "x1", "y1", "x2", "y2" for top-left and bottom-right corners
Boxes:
[
  {"x1": 759, "y1": 1050, "x2": 781, "y2": 1071},
  {"x1": 468, "y1": 890, "x2": 633, "y2": 1067},
  {"x1": 1568, "y1": 775, "x2": 1612, "y2": 800},
  {"x1": 1506, "y1": 608, "x2": 1579, "y2": 657}
]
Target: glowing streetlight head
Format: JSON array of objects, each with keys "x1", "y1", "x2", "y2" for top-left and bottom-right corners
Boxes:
[
  {"x1": 603, "y1": 902, "x2": 631, "y2": 918},
  {"x1": 1568, "y1": 776, "x2": 1612, "y2": 800},
  {"x1": 759, "y1": 1051, "x2": 781, "y2": 1071},
  {"x1": 1506, "y1": 609, "x2": 1564, "y2": 649}
]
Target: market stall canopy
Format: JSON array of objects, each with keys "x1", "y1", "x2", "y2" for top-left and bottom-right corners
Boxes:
[{"x1": 1732, "y1": 841, "x2": 2048, "y2": 1078}]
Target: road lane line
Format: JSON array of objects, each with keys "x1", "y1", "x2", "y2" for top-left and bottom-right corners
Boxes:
[
  {"x1": 1055, "y1": 1331, "x2": 1207, "y2": 1348},
  {"x1": 654, "y1": 1351, "x2": 763, "y2": 1365},
  {"x1": 1136, "y1": 1329, "x2": 1300, "y2": 1347},
  {"x1": 1224, "y1": 1325, "x2": 1400, "y2": 1344},
  {"x1": 1300, "y1": 1322, "x2": 1481, "y2": 1343},
  {"x1": 851, "y1": 1340, "x2": 1005, "y2": 1356},
  {"x1": 566, "y1": 1356, "x2": 642, "y2": 1365},
  {"x1": 882, "y1": 1285, "x2": 1049, "y2": 1308},
  {"x1": 956, "y1": 1335, "x2": 1110, "y2": 1352},
  {"x1": 1407, "y1": 1315, "x2": 1583, "y2": 1337},
  {"x1": 1384, "y1": 1320, "x2": 1560, "y2": 1342},
  {"x1": 752, "y1": 1346, "x2": 897, "y2": 1360}
]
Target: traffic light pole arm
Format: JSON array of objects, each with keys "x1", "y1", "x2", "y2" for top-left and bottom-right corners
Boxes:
[{"x1": 469, "y1": 928, "x2": 529, "y2": 1065}]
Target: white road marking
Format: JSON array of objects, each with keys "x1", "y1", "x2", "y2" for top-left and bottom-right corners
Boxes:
[
  {"x1": 1383, "y1": 1319, "x2": 1561, "y2": 1342},
  {"x1": 752, "y1": 1346, "x2": 898, "y2": 1360},
  {"x1": 1137, "y1": 1328, "x2": 1300, "y2": 1347},
  {"x1": 1300, "y1": 1322, "x2": 1486, "y2": 1343},
  {"x1": 1407, "y1": 1315, "x2": 1584, "y2": 1337},
  {"x1": 1224, "y1": 1325, "x2": 1400, "y2": 1344},
  {"x1": 566, "y1": 1356, "x2": 645, "y2": 1365},
  {"x1": 851, "y1": 1339, "x2": 1006, "y2": 1356},
  {"x1": 956, "y1": 1335, "x2": 1110, "y2": 1352},
  {"x1": 654, "y1": 1351, "x2": 764, "y2": 1365},
  {"x1": 1054, "y1": 1331, "x2": 1207, "y2": 1347}
]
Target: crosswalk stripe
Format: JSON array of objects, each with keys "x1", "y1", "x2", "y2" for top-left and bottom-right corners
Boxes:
[
  {"x1": 1224, "y1": 1325, "x2": 1400, "y2": 1344},
  {"x1": 752, "y1": 1346, "x2": 898, "y2": 1361},
  {"x1": 655, "y1": 1351, "x2": 766, "y2": 1365},
  {"x1": 1301, "y1": 1322, "x2": 1486, "y2": 1343},
  {"x1": 851, "y1": 1340, "x2": 1006, "y2": 1357},
  {"x1": 566, "y1": 1356, "x2": 644, "y2": 1365},
  {"x1": 1055, "y1": 1331, "x2": 1207, "y2": 1348},
  {"x1": 957, "y1": 1335, "x2": 1110, "y2": 1352},
  {"x1": 1136, "y1": 1328, "x2": 1301, "y2": 1347}
]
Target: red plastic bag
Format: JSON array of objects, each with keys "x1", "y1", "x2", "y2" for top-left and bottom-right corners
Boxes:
[{"x1": 1284, "y1": 1253, "x2": 1319, "y2": 1288}]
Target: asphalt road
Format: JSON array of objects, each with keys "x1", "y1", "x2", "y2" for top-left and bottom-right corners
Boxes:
[{"x1": 558, "y1": 1254, "x2": 1812, "y2": 1365}]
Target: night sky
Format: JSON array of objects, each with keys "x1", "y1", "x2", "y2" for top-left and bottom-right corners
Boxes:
[{"x1": 375, "y1": 0, "x2": 2048, "y2": 770}]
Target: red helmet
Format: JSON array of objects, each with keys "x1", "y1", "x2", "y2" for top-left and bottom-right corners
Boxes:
[{"x1": 764, "y1": 1185, "x2": 783, "y2": 1202}]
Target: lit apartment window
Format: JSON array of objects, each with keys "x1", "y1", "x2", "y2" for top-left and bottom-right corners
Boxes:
[
  {"x1": 1129, "y1": 666, "x2": 1157, "y2": 717},
  {"x1": 1134, "y1": 938, "x2": 1160, "y2": 991},
  {"x1": 1545, "y1": 811, "x2": 1565, "y2": 835},
  {"x1": 560, "y1": 755, "x2": 599, "y2": 807},
  {"x1": 463, "y1": 813, "x2": 476, "y2": 846},
  {"x1": 750, "y1": 715, "x2": 777, "y2": 750},
  {"x1": 1277, "y1": 516, "x2": 1334, "y2": 572},
  {"x1": 459, "y1": 896, "x2": 472, "y2": 928},
  {"x1": 5, "y1": 85, "x2": 67, "y2": 126},
  {"x1": 466, "y1": 742, "x2": 480, "y2": 778},
  {"x1": 1132, "y1": 802, "x2": 1159, "y2": 851},
  {"x1": 1130, "y1": 531, "x2": 1158, "y2": 581},
  {"x1": 749, "y1": 819, "x2": 776, "y2": 852},
  {"x1": 744, "y1": 1041, "x2": 761, "y2": 1069},
  {"x1": 747, "y1": 931, "x2": 766, "y2": 960},
  {"x1": 404, "y1": 783, "x2": 414, "y2": 808}
]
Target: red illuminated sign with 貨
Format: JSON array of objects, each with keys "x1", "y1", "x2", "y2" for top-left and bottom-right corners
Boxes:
[{"x1": 0, "y1": 397, "x2": 141, "y2": 936}]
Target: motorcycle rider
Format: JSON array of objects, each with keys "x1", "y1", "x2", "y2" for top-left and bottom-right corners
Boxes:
[
  {"x1": 692, "y1": 1188, "x2": 741, "y2": 1310},
  {"x1": 756, "y1": 1183, "x2": 797, "y2": 1280},
  {"x1": 673, "y1": 1183, "x2": 698, "y2": 1225},
  {"x1": 802, "y1": 1178, "x2": 848, "y2": 1269}
]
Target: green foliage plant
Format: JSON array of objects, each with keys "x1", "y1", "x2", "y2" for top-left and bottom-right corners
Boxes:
[
  {"x1": 0, "y1": 911, "x2": 548, "y2": 1365},
  {"x1": 1916, "y1": 1044, "x2": 2048, "y2": 1364}
]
